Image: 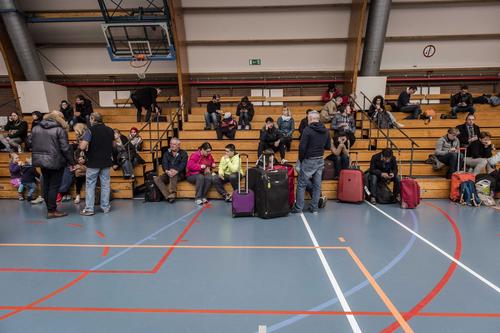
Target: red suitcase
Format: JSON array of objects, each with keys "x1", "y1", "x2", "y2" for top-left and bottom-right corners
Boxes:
[
  {"x1": 273, "y1": 164, "x2": 295, "y2": 208},
  {"x1": 337, "y1": 152, "x2": 364, "y2": 203},
  {"x1": 450, "y1": 148, "x2": 475, "y2": 202},
  {"x1": 400, "y1": 178, "x2": 421, "y2": 209}
]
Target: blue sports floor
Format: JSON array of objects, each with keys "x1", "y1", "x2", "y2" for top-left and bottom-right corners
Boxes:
[{"x1": 0, "y1": 199, "x2": 498, "y2": 332}]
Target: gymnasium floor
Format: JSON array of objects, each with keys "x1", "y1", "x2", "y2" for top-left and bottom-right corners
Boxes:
[{"x1": 0, "y1": 198, "x2": 498, "y2": 333}]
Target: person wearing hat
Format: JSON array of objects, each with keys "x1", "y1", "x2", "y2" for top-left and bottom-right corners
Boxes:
[
  {"x1": 236, "y1": 96, "x2": 255, "y2": 130},
  {"x1": 128, "y1": 127, "x2": 143, "y2": 151},
  {"x1": 216, "y1": 112, "x2": 238, "y2": 140}
]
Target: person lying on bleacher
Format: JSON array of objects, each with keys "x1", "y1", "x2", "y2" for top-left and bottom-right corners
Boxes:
[
  {"x1": 214, "y1": 144, "x2": 242, "y2": 202},
  {"x1": 456, "y1": 114, "x2": 480, "y2": 148},
  {"x1": 236, "y1": 96, "x2": 255, "y2": 130},
  {"x1": 59, "y1": 100, "x2": 74, "y2": 128},
  {"x1": 450, "y1": 85, "x2": 475, "y2": 119},
  {"x1": 365, "y1": 148, "x2": 400, "y2": 205},
  {"x1": 435, "y1": 127, "x2": 463, "y2": 179},
  {"x1": 258, "y1": 117, "x2": 287, "y2": 164},
  {"x1": 73, "y1": 95, "x2": 94, "y2": 126},
  {"x1": 277, "y1": 107, "x2": 295, "y2": 152},
  {"x1": 153, "y1": 137, "x2": 188, "y2": 203},
  {"x1": 368, "y1": 95, "x2": 404, "y2": 129},
  {"x1": 186, "y1": 142, "x2": 217, "y2": 205},
  {"x1": 395, "y1": 86, "x2": 422, "y2": 120},
  {"x1": 205, "y1": 94, "x2": 221, "y2": 130},
  {"x1": 332, "y1": 105, "x2": 356, "y2": 147},
  {"x1": 216, "y1": 112, "x2": 237, "y2": 140},
  {"x1": 466, "y1": 131, "x2": 495, "y2": 175},
  {"x1": 0, "y1": 112, "x2": 27, "y2": 153}
]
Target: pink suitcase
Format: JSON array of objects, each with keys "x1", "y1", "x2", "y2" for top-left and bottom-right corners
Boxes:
[{"x1": 337, "y1": 152, "x2": 364, "y2": 203}]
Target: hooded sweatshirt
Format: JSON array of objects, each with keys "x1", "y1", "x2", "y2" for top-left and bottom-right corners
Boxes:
[{"x1": 298, "y1": 122, "x2": 331, "y2": 161}]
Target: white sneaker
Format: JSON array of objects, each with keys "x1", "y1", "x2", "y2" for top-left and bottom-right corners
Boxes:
[
  {"x1": 244, "y1": 125, "x2": 250, "y2": 130},
  {"x1": 195, "y1": 199, "x2": 203, "y2": 205},
  {"x1": 202, "y1": 198, "x2": 208, "y2": 204},
  {"x1": 74, "y1": 195, "x2": 81, "y2": 204},
  {"x1": 395, "y1": 122, "x2": 405, "y2": 128},
  {"x1": 237, "y1": 125, "x2": 242, "y2": 130},
  {"x1": 31, "y1": 196, "x2": 44, "y2": 204}
]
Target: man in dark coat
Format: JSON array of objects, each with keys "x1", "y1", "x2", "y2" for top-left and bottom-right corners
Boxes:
[
  {"x1": 456, "y1": 113, "x2": 480, "y2": 148},
  {"x1": 74, "y1": 95, "x2": 93, "y2": 126},
  {"x1": 450, "y1": 85, "x2": 475, "y2": 119},
  {"x1": 365, "y1": 148, "x2": 400, "y2": 205},
  {"x1": 131, "y1": 87, "x2": 161, "y2": 122},
  {"x1": 32, "y1": 111, "x2": 75, "y2": 219}
]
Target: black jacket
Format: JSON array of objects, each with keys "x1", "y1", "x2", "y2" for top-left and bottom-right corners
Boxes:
[
  {"x1": 260, "y1": 126, "x2": 281, "y2": 145},
  {"x1": 21, "y1": 165, "x2": 39, "y2": 183},
  {"x1": 456, "y1": 123, "x2": 480, "y2": 147},
  {"x1": 236, "y1": 102, "x2": 255, "y2": 119},
  {"x1": 298, "y1": 117, "x2": 308, "y2": 138},
  {"x1": 132, "y1": 87, "x2": 158, "y2": 107},
  {"x1": 4, "y1": 120, "x2": 27, "y2": 139},
  {"x1": 60, "y1": 105, "x2": 74, "y2": 122},
  {"x1": 467, "y1": 140, "x2": 493, "y2": 159},
  {"x1": 451, "y1": 92, "x2": 473, "y2": 107},
  {"x1": 75, "y1": 98, "x2": 93, "y2": 117},
  {"x1": 31, "y1": 113, "x2": 74, "y2": 170},
  {"x1": 162, "y1": 148, "x2": 188, "y2": 178},
  {"x1": 298, "y1": 122, "x2": 331, "y2": 161},
  {"x1": 397, "y1": 91, "x2": 411, "y2": 108},
  {"x1": 368, "y1": 152, "x2": 398, "y2": 178},
  {"x1": 207, "y1": 101, "x2": 221, "y2": 114}
]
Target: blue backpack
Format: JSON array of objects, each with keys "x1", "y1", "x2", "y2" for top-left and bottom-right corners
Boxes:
[{"x1": 459, "y1": 181, "x2": 481, "y2": 207}]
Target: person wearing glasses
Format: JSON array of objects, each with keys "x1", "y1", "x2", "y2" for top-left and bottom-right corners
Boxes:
[
  {"x1": 435, "y1": 127, "x2": 463, "y2": 179},
  {"x1": 186, "y1": 142, "x2": 216, "y2": 205},
  {"x1": 214, "y1": 144, "x2": 242, "y2": 202}
]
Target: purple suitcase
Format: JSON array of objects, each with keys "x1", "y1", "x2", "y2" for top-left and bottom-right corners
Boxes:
[{"x1": 232, "y1": 153, "x2": 255, "y2": 217}]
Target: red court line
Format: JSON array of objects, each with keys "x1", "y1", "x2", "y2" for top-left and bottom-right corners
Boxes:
[
  {"x1": 150, "y1": 206, "x2": 207, "y2": 273},
  {"x1": 27, "y1": 221, "x2": 45, "y2": 225},
  {"x1": 381, "y1": 202, "x2": 462, "y2": 333},
  {"x1": 66, "y1": 223, "x2": 83, "y2": 228},
  {"x1": 101, "y1": 247, "x2": 110, "y2": 257},
  {"x1": 0, "y1": 268, "x2": 153, "y2": 274},
  {"x1": 0, "y1": 272, "x2": 90, "y2": 321},
  {"x1": 95, "y1": 231, "x2": 106, "y2": 239}
]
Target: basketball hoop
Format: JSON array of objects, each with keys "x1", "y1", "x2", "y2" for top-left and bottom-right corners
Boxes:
[{"x1": 130, "y1": 54, "x2": 150, "y2": 68}]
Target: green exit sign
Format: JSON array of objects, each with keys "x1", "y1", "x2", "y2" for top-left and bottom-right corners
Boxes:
[{"x1": 249, "y1": 58, "x2": 261, "y2": 66}]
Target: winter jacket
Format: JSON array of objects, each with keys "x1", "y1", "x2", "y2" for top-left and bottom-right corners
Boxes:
[
  {"x1": 397, "y1": 90, "x2": 411, "y2": 108},
  {"x1": 467, "y1": 140, "x2": 493, "y2": 159},
  {"x1": 451, "y1": 92, "x2": 473, "y2": 108},
  {"x1": 236, "y1": 102, "x2": 255, "y2": 120},
  {"x1": 219, "y1": 117, "x2": 237, "y2": 129},
  {"x1": 207, "y1": 101, "x2": 221, "y2": 114},
  {"x1": 4, "y1": 120, "x2": 27, "y2": 140},
  {"x1": 9, "y1": 162, "x2": 21, "y2": 179},
  {"x1": 368, "y1": 152, "x2": 398, "y2": 178},
  {"x1": 218, "y1": 154, "x2": 242, "y2": 177},
  {"x1": 128, "y1": 135, "x2": 143, "y2": 151},
  {"x1": 435, "y1": 135, "x2": 460, "y2": 156},
  {"x1": 31, "y1": 113, "x2": 74, "y2": 170},
  {"x1": 456, "y1": 123, "x2": 480, "y2": 147},
  {"x1": 332, "y1": 113, "x2": 356, "y2": 134},
  {"x1": 60, "y1": 104, "x2": 74, "y2": 122},
  {"x1": 21, "y1": 164, "x2": 39, "y2": 184},
  {"x1": 298, "y1": 117, "x2": 308, "y2": 138},
  {"x1": 321, "y1": 88, "x2": 341, "y2": 103},
  {"x1": 131, "y1": 87, "x2": 158, "y2": 107},
  {"x1": 162, "y1": 148, "x2": 188, "y2": 177},
  {"x1": 298, "y1": 122, "x2": 331, "y2": 161},
  {"x1": 186, "y1": 150, "x2": 215, "y2": 177},
  {"x1": 260, "y1": 126, "x2": 282, "y2": 145},
  {"x1": 277, "y1": 116, "x2": 295, "y2": 137},
  {"x1": 75, "y1": 98, "x2": 93, "y2": 118}
]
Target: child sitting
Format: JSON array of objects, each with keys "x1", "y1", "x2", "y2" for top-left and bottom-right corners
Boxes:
[
  {"x1": 9, "y1": 153, "x2": 22, "y2": 199},
  {"x1": 216, "y1": 112, "x2": 237, "y2": 140},
  {"x1": 19, "y1": 157, "x2": 39, "y2": 201}
]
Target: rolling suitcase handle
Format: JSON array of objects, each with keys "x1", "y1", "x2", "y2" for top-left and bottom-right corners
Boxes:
[
  {"x1": 238, "y1": 153, "x2": 249, "y2": 194},
  {"x1": 457, "y1": 147, "x2": 467, "y2": 172}
]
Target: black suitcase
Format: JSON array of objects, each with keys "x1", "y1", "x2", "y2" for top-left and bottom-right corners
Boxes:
[
  {"x1": 248, "y1": 154, "x2": 289, "y2": 219},
  {"x1": 144, "y1": 171, "x2": 163, "y2": 202}
]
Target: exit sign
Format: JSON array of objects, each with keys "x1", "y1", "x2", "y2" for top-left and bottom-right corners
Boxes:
[{"x1": 249, "y1": 58, "x2": 261, "y2": 66}]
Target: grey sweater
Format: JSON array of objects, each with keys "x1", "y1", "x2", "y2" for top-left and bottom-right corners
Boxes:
[{"x1": 435, "y1": 135, "x2": 460, "y2": 156}]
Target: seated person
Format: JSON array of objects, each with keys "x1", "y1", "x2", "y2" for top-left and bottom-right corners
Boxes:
[
  {"x1": 128, "y1": 127, "x2": 143, "y2": 151},
  {"x1": 258, "y1": 117, "x2": 287, "y2": 163},
  {"x1": 450, "y1": 85, "x2": 474, "y2": 119},
  {"x1": 19, "y1": 157, "x2": 39, "y2": 202},
  {"x1": 8, "y1": 153, "x2": 22, "y2": 197},
  {"x1": 466, "y1": 131, "x2": 495, "y2": 175},
  {"x1": 435, "y1": 127, "x2": 463, "y2": 179},
  {"x1": 321, "y1": 83, "x2": 341, "y2": 104},
  {"x1": 298, "y1": 109, "x2": 313, "y2": 139},
  {"x1": 130, "y1": 87, "x2": 161, "y2": 123},
  {"x1": 326, "y1": 132, "x2": 350, "y2": 179},
  {"x1": 277, "y1": 107, "x2": 295, "y2": 151},
  {"x1": 332, "y1": 105, "x2": 356, "y2": 146},
  {"x1": 112, "y1": 129, "x2": 143, "y2": 179},
  {"x1": 205, "y1": 94, "x2": 221, "y2": 130},
  {"x1": 395, "y1": 86, "x2": 422, "y2": 120},
  {"x1": 59, "y1": 100, "x2": 74, "y2": 127},
  {"x1": 320, "y1": 96, "x2": 342, "y2": 124},
  {"x1": 365, "y1": 148, "x2": 400, "y2": 205},
  {"x1": 214, "y1": 144, "x2": 242, "y2": 202},
  {"x1": 186, "y1": 142, "x2": 217, "y2": 205},
  {"x1": 236, "y1": 96, "x2": 255, "y2": 130},
  {"x1": 73, "y1": 95, "x2": 94, "y2": 126},
  {"x1": 216, "y1": 112, "x2": 237, "y2": 140},
  {"x1": 153, "y1": 137, "x2": 188, "y2": 203},
  {"x1": 456, "y1": 113, "x2": 480, "y2": 148},
  {"x1": 0, "y1": 112, "x2": 27, "y2": 153},
  {"x1": 369, "y1": 95, "x2": 404, "y2": 128}
]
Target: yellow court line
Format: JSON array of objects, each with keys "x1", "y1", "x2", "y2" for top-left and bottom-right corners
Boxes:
[
  {"x1": 0, "y1": 243, "x2": 348, "y2": 250},
  {"x1": 346, "y1": 247, "x2": 414, "y2": 333}
]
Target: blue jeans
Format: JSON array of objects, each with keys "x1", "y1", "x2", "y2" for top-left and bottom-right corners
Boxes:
[
  {"x1": 204, "y1": 112, "x2": 219, "y2": 129},
  {"x1": 295, "y1": 157, "x2": 324, "y2": 212},
  {"x1": 19, "y1": 182, "x2": 36, "y2": 198},
  {"x1": 332, "y1": 154, "x2": 349, "y2": 178},
  {"x1": 451, "y1": 105, "x2": 475, "y2": 117},
  {"x1": 84, "y1": 167, "x2": 111, "y2": 212}
]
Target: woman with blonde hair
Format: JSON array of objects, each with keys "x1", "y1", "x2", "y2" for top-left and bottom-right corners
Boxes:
[{"x1": 277, "y1": 106, "x2": 295, "y2": 152}]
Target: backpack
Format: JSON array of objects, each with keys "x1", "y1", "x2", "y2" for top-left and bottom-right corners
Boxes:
[
  {"x1": 376, "y1": 181, "x2": 395, "y2": 204},
  {"x1": 475, "y1": 178, "x2": 496, "y2": 206},
  {"x1": 144, "y1": 171, "x2": 163, "y2": 202},
  {"x1": 459, "y1": 181, "x2": 481, "y2": 207}
]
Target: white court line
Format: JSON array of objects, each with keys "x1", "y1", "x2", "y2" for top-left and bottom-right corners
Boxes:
[
  {"x1": 300, "y1": 213, "x2": 362, "y2": 333},
  {"x1": 367, "y1": 201, "x2": 500, "y2": 294}
]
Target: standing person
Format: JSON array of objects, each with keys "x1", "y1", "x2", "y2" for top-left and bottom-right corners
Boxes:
[
  {"x1": 59, "y1": 100, "x2": 74, "y2": 127},
  {"x1": 456, "y1": 114, "x2": 480, "y2": 148},
  {"x1": 216, "y1": 112, "x2": 237, "y2": 140},
  {"x1": 186, "y1": 142, "x2": 216, "y2": 205},
  {"x1": 236, "y1": 96, "x2": 255, "y2": 130},
  {"x1": 31, "y1": 111, "x2": 74, "y2": 219},
  {"x1": 326, "y1": 132, "x2": 350, "y2": 180},
  {"x1": 332, "y1": 104, "x2": 356, "y2": 147},
  {"x1": 450, "y1": 85, "x2": 475, "y2": 119},
  {"x1": 205, "y1": 94, "x2": 222, "y2": 130},
  {"x1": 73, "y1": 95, "x2": 93, "y2": 126},
  {"x1": 298, "y1": 109, "x2": 313, "y2": 139},
  {"x1": 79, "y1": 112, "x2": 115, "y2": 216},
  {"x1": 8, "y1": 153, "x2": 22, "y2": 198},
  {"x1": 130, "y1": 87, "x2": 161, "y2": 123},
  {"x1": 292, "y1": 110, "x2": 331, "y2": 214},
  {"x1": 277, "y1": 107, "x2": 295, "y2": 152},
  {"x1": 396, "y1": 86, "x2": 422, "y2": 120},
  {"x1": 214, "y1": 144, "x2": 242, "y2": 202},
  {"x1": 435, "y1": 127, "x2": 462, "y2": 179},
  {"x1": 365, "y1": 148, "x2": 400, "y2": 205},
  {"x1": 153, "y1": 137, "x2": 188, "y2": 203},
  {"x1": 19, "y1": 157, "x2": 39, "y2": 202},
  {"x1": 258, "y1": 117, "x2": 287, "y2": 163},
  {"x1": 0, "y1": 112, "x2": 27, "y2": 153},
  {"x1": 465, "y1": 131, "x2": 495, "y2": 175},
  {"x1": 73, "y1": 123, "x2": 88, "y2": 204}
]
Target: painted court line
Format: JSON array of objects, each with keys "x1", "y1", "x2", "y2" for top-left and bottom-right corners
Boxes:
[
  {"x1": 299, "y1": 213, "x2": 362, "y2": 333},
  {"x1": 367, "y1": 201, "x2": 500, "y2": 294}
]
